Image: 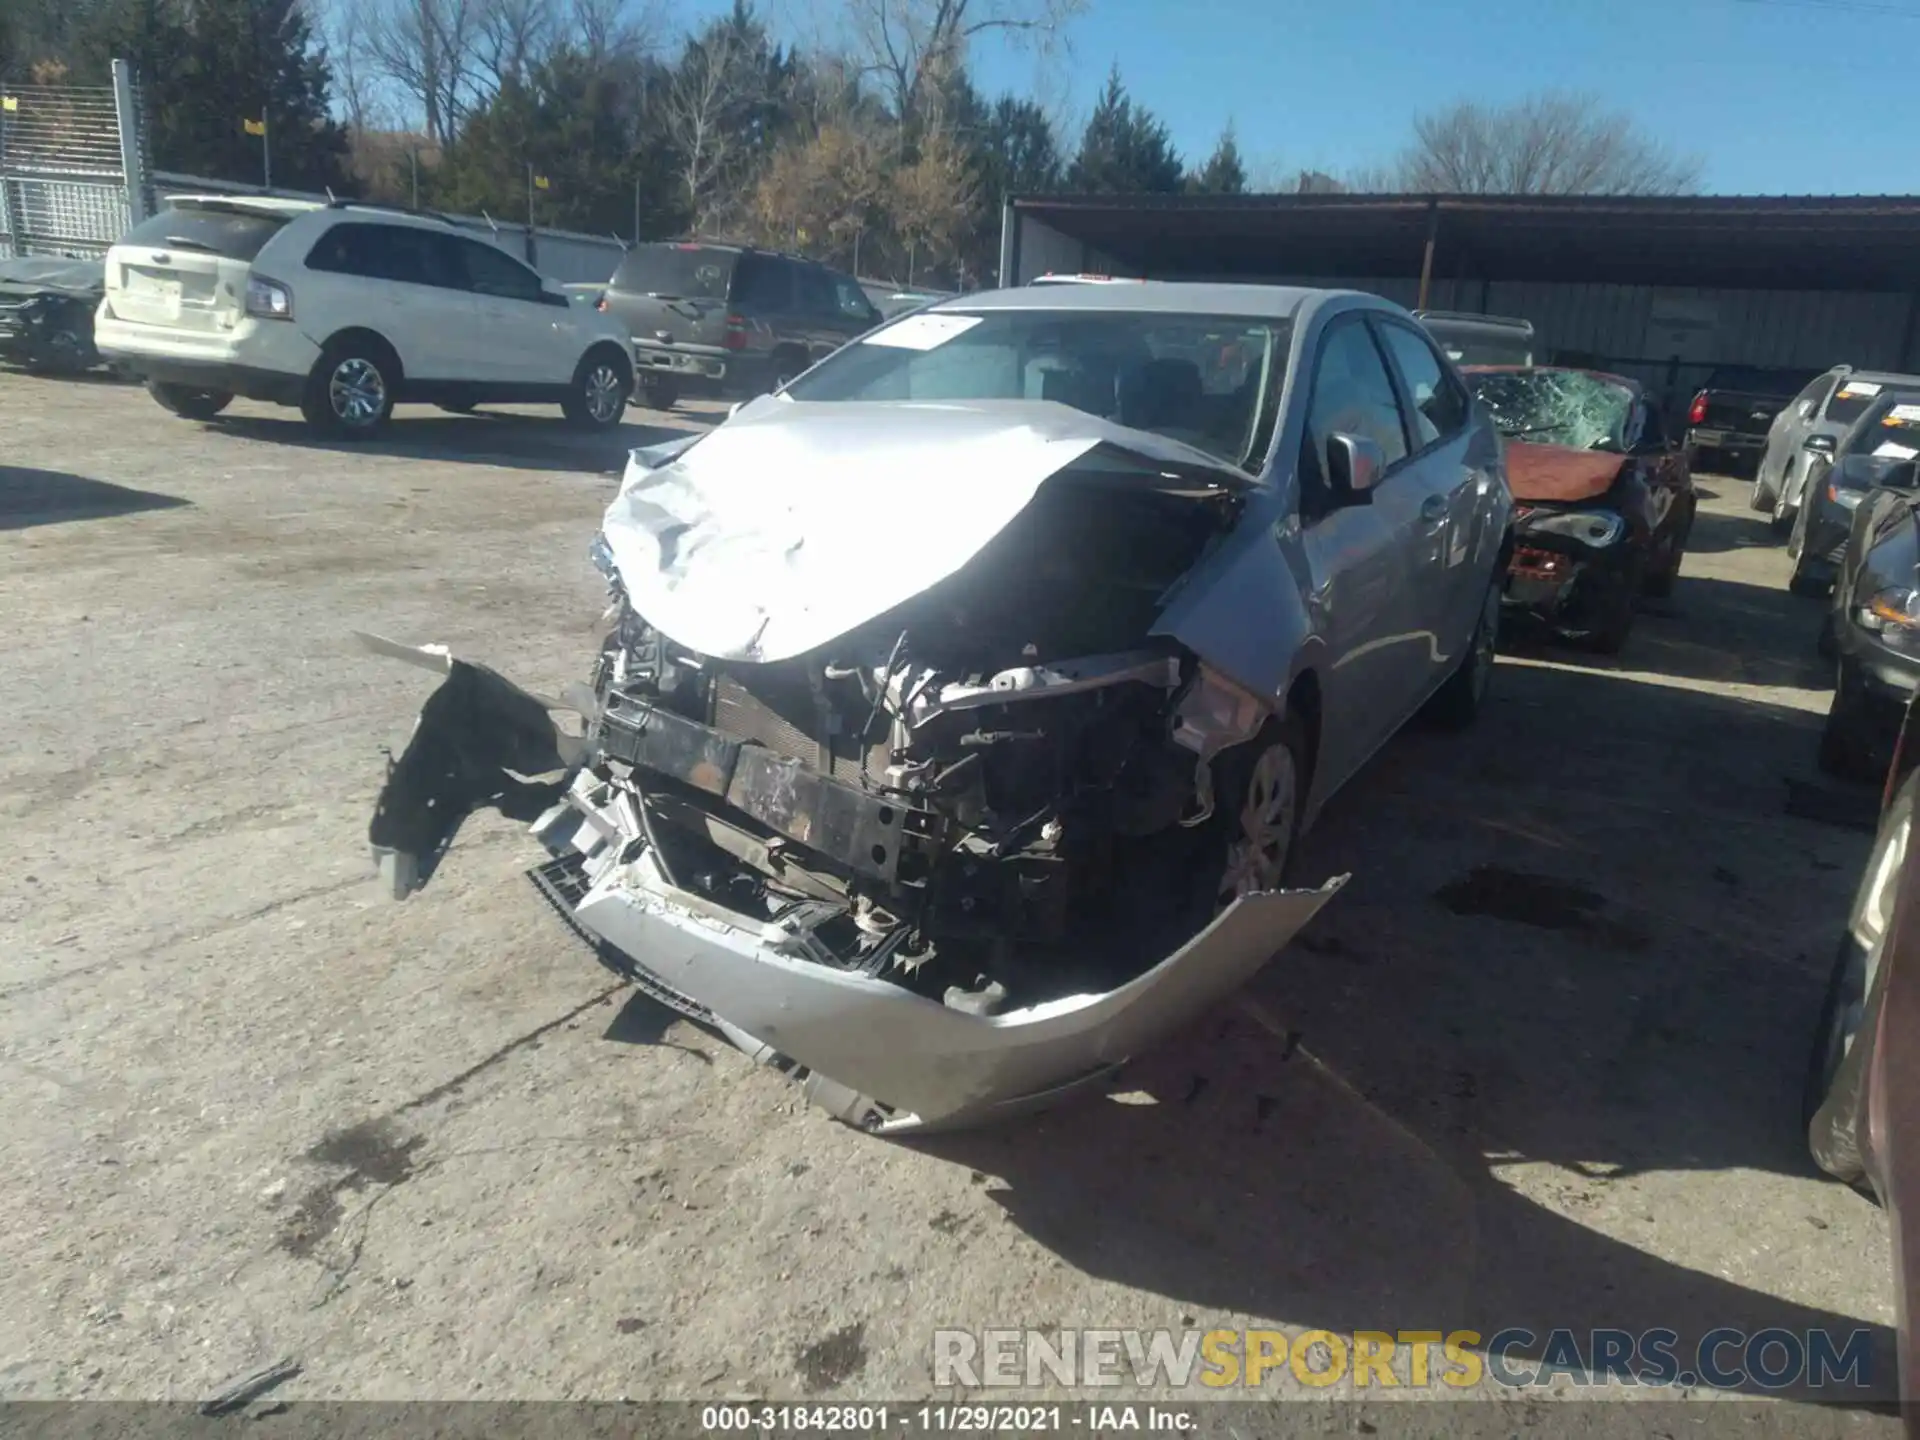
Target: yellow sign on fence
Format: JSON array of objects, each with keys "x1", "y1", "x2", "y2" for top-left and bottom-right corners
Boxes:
[{"x1": 242, "y1": 117, "x2": 265, "y2": 136}]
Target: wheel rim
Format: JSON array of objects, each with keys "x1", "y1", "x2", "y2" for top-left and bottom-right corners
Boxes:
[
  {"x1": 585, "y1": 363, "x2": 624, "y2": 422},
  {"x1": 329, "y1": 357, "x2": 386, "y2": 426},
  {"x1": 1218, "y1": 742, "x2": 1297, "y2": 906}
]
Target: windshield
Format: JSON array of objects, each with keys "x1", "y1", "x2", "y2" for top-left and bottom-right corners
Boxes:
[
  {"x1": 781, "y1": 309, "x2": 1294, "y2": 470},
  {"x1": 611, "y1": 244, "x2": 735, "y2": 300},
  {"x1": 1838, "y1": 400, "x2": 1920, "y2": 486},
  {"x1": 120, "y1": 204, "x2": 288, "y2": 262},
  {"x1": 1465, "y1": 368, "x2": 1634, "y2": 451}
]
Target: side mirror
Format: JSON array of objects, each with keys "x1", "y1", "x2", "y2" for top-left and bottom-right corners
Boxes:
[{"x1": 1325, "y1": 433, "x2": 1386, "y2": 504}]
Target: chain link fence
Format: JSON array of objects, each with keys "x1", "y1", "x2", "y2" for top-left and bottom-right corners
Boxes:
[{"x1": 0, "y1": 72, "x2": 144, "y2": 259}]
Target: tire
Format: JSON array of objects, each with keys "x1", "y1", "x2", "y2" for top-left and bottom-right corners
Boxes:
[
  {"x1": 302, "y1": 338, "x2": 396, "y2": 438},
  {"x1": 1579, "y1": 563, "x2": 1638, "y2": 655},
  {"x1": 1643, "y1": 502, "x2": 1692, "y2": 599},
  {"x1": 1786, "y1": 503, "x2": 1828, "y2": 598},
  {"x1": 147, "y1": 380, "x2": 233, "y2": 420},
  {"x1": 637, "y1": 373, "x2": 680, "y2": 411},
  {"x1": 562, "y1": 347, "x2": 630, "y2": 431},
  {"x1": 1819, "y1": 659, "x2": 1883, "y2": 782},
  {"x1": 1751, "y1": 471, "x2": 1778, "y2": 512},
  {"x1": 1804, "y1": 774, "x2": 1912, "y2": 1187},
  {"x1": 1213, "y1": 718, "x2": 1309, "y2": 910},
  {"x1": 1423, "y1": 575, "x2": 1499, "y2": 730},
  {"x1": 768, "y1": 348, "x2": 807, "y2": 393}
]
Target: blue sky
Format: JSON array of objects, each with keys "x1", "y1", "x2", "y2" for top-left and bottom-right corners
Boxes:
[{"x1": 726, "y1": 0, "x2": 1920, "y2": 194}]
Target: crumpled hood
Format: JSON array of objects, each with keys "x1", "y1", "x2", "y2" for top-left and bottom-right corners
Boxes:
[
  {"x1": 1504, "y1": 440, "x2": 1626, "y2": 504},
  {"x1": 600, "y1": 397, "x2": 1255, "y2": 663}
]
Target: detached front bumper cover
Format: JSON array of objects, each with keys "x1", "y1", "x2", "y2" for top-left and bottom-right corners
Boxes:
[{"x1": 364, "y1": 639, "x2": 1345, "y2": 1133}]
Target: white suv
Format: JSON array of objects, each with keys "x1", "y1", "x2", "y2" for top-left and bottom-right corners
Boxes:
[{"x1": 95, "y1": 196, "x2": 635, "y2": 437}]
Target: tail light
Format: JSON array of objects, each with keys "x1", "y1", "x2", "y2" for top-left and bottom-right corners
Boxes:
[
  {"x1": 723, "y1": 313, "x2": 749, "y2": 352},
  {"x1": 1688, "y1": 392, "x2": 1708, "y2": 425}
]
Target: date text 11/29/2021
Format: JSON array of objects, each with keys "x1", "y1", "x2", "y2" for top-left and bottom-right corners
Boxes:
[{"x1": 700, "y1": 1405, "x2": 1197, "y2": 1433}]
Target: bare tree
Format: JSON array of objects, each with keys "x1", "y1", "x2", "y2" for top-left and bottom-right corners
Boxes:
[
  {"x1": 659, "y1": 18, "x2": 763, "y2": 231},
  {"x1": 473, "y1": 0, "x2": 556, "y2": 90},
  {"x1": 359, "y1": 0, "x2": 486, "y2": 148},
  {"x1": 1392, "y1": 92, "x2": 1701, "y2": 196},
  {"x1": 841, "y1": 0, "x2": 1085, "y2": 132}
]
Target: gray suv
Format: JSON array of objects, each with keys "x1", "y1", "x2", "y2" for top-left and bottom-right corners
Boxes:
[{"x1": 601, "y1": 242, "x2": 881, "y2": 408}]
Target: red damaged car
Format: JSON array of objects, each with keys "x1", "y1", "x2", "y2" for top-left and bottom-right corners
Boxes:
[{"x1": 1465, "y1": 366, "x2": 1697, "y2": 652}]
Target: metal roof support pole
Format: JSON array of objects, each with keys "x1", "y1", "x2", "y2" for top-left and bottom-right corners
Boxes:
[
  {"x1": 113, "y1": 58, "x2": 150, "y2": 226},
  {"x1": 998, "y1": 200, "x2": 1018, "y2": 287},
  {"x1": 1417, "y1": 198, "x2": 1440, "y2": 311},
  {"x1": 1900, "y1": 291, "x2": 1920, "y2": 373}
]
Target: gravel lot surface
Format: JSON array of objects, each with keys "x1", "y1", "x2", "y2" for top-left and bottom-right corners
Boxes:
[{"x1": 0, "y1": 372, "x2": 1901, "y2": 1429}]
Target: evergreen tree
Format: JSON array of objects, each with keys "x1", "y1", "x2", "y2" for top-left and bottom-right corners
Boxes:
[
  {"x1": 1188, "y1": 124, "x2": 1246, "y2": 194},
  {"x1": 1067, "y1": 66, "x2": 1182, "y2": 194}
]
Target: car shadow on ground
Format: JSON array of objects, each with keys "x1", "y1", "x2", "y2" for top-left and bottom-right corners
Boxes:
[
  {"x1": 1503, "y1": 570, "x2": 1831, "y2": 693},
  {"x1": 210, "y1": 409, "x2": 710, "y2": 476},
  {"x1": 914, "y1": 634, "x2": 1894, "y2": 1405},
  {"x1": 0, "y1": 465, "x2": 190, "y2": 530},
  {"x1": 1686, "y1": 503, "x2": 1787, "y2": 556}
]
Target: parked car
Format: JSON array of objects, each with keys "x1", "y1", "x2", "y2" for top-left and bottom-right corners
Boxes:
[
  {"x1": 1802, "y1": 689, "x2": 1920, "y2": 1412},
  {"x1": 1818, "y1": 472, "x2": 1920, "y2": 779},
  {"x1": 1465, "y1": 365, "x2": 1695, "y2": 652},
  {"x1": 1683, "y1": 365, "x2": 1818, "y2": 481},
  {"x1": 94, "y1": 196, "x2": 635, "y2": 437},
  {"x1": 1752, "y1": 367, "x2": 1920, "y2": 531},
  {"x1": 599, "y1": 241, "x2": 881, "y2": 410},
  {"x1": 0, "y1": 256, "x2": 106, "y2": 375},
  {"x1": 1789, "y1": 393, "x2": 1920, "y2": 601},
  {"x1": 361, "y1": 282, "x2": 1513, "y2": 1133},
  {"x1": 1413, "y1": 310, "x2": 1535, "y2": 367}
]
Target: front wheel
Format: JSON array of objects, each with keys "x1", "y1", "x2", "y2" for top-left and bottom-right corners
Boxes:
[
  {"x1": 1643, "y1": 502, "x2": 1693, "y2": 599},
  {"x1": 302, "y1": 340, "x2": 396, "y2": 437},
  {"x1": 563, "y1": 349, "x2": 630, "y2": 431},
  {"x1": 148, "y1": 380, "x2": 233, "y2": 420},
  {"x1": 1751, "y1": 471, "x2": 1778, "y2": 512},
  {"x1": 1423, "y1": 576, "x2": 1499, "y2": 730},
  {"x1": 1214, "y1": 720, "x2": 1308, "y2": 909}
]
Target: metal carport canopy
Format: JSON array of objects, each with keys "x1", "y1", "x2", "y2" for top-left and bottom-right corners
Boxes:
[{"x1": 1006, "y1": 193, "x2": 1920, "y2": 293}]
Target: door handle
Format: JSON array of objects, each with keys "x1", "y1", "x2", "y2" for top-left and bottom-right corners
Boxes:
[{"x1": 1419, "y1": 495, "x2": 1449, "y2": 525}]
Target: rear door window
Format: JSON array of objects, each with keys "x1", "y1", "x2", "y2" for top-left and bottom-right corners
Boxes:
[
  {"x1": 793, "y1": 263, "x2": 837, "y2": 318},
  {"x1": 122, "y1": 205, "x2": 287, "y2": 261},
  {"x1": 1828, "y1": 378, "x2": 1890, "y2": 426},
  {"x1": 305, "y1": 222, "x2": 461, "y2": 289},
  {"x1": 612, "y1": 244, "x2": 734, "y2": 300},
  {"x1": 730, "y1": 254, "x2": 792, "y2": 310},
  {"x1": 457, "y1": 238, "x2": 545, "y2": 302}
]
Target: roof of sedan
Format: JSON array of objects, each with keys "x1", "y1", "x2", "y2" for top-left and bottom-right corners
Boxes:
[{"x1": 934, "y1": 280, "x2": 1323, "y2": 318}]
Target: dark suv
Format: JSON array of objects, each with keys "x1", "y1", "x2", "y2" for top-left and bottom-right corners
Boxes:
[{"x1": 600, "y1": 242, "x2": 882, "y2": 408}]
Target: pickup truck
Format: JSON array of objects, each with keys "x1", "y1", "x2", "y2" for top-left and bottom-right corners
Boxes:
[{"x1": 1684, "y1": 366, "x2": 1820, "y2": 477}]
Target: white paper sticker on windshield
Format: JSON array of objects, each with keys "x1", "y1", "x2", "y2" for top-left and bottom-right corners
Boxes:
[
  {"x1": 1875, "y1": 442, "x2": 1920, "y2": 460},
  {"x1": 1841, "y1": 381, "x2": 1884, "y2": 397},
  {"x1": 863, "y1": 314, "x2": 982, "y2": 351},
  {"x1": 1889, "y1": 403, "x2": 1920, "y2": 423}
]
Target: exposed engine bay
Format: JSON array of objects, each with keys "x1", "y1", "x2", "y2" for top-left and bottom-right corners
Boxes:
[{"x1": 582, "y1": 470, "x2": 1270, "y2": 1012}]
